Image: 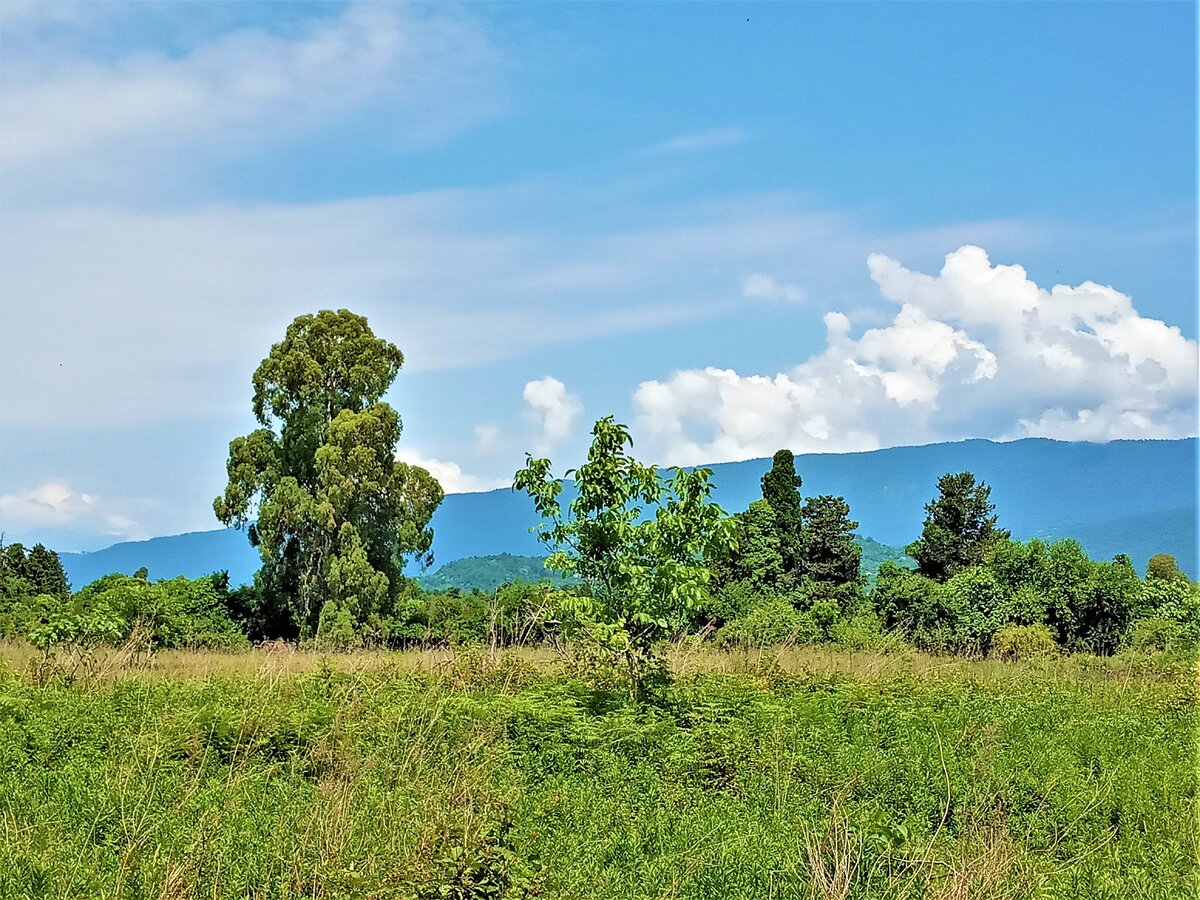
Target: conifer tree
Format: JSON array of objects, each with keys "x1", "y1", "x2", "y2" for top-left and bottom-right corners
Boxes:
[{"x1": 760, "y1": 449, "x2": 804, "y2": 586}]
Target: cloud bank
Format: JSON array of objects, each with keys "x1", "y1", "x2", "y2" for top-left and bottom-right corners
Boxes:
[
  {"x1": 0, "y1": 481, "x2": 142, "y2": 539},
  {"x1": 634, "y1": 246, "x2": 1199, "y2": 464}
]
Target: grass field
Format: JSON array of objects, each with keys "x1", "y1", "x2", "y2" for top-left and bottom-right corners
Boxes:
[{"x1": 0, "y1": 644, "x2": 1194, "y2": 899}]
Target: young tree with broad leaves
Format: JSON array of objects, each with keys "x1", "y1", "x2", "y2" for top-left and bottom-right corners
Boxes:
[
  {"x1": 214, "y1": 310, "x2": 443, "y2": 637},
  {"x1": 514, "y1": 416, "x2": 737, "y2": 701}
]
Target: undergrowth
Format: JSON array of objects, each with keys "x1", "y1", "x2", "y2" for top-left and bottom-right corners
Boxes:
[{"x1": 0, "y1": 650, "x2": 1193, "y2": 899}]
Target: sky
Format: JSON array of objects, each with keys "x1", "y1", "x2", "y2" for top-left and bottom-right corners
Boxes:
[{"x1": 0, "y1": 1, "x2": 1196, "y2": 551}]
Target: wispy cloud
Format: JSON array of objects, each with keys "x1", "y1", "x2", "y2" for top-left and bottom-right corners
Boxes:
[
  {"x1": 0, "y1": 184, "x2": 1047, "y2": 429},
  {"x1": 638, "y1": 126, "x2": 746, "y2": 155},
  {"x1": 742, "y1": 273, "x2": 805, "y2": 303},
  {"x1": 0, "y1": 3, "x2": 505, "y2": 200}
]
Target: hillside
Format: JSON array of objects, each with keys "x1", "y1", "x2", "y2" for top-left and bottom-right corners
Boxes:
[
  {"x1": 58, "y1": 438, "x2": 1197, "y2": 588},
  {"x1": 416, "y1": 554, "x2": 575, "y2": 593}
]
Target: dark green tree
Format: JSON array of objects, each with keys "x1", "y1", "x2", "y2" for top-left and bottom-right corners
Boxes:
[
  {"x1": 1, "y1": 542, "x2": 26, "y2": 582},
  {"x1": 801, "y1": 495, "x2": 861, "y2": 588},
  {"x1": 24, "y1": 544, "x2": 70, "y2": 597},
  {"x1": 214, "y1": 310, "x2": 444, "y2": 637},
  {"x1": 760, "y1": 449, "x2": 804, "y2": 585},
  {"x1": 907, "y1": 472, "x2": 1008, "y2": 582},
  {"x1": 710, "y1": 499, "x2": 784, "y2": 593},
  {"x1": 0, "y1": 541, "x2": 35, "y2": 607}
]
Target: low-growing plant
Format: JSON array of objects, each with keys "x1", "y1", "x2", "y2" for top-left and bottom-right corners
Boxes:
[
  {"x1": 1127, "y1": 617, "x2": 1193, "y2": 655},
  {"x1": 991, "y1": 623, "x2": 1058, "y2": 660},
  {"x1": 716, "y1": 597, "x2": 820, "y2": 648}
]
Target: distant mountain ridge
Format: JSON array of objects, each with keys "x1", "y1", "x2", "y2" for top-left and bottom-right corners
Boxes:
[{"x1": 58, "y1": 438, "x2": 1198, "y2": 588}]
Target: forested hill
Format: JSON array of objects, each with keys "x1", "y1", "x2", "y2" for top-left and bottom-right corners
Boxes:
[{"x1": 58, "y1": 438, "x2": 1197, "y2": 588}]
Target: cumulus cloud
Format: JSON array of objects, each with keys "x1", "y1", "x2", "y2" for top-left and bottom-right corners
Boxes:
[
  {"x1": 523, "y1": 377, "x2": 583, "y2": 453},
  {"x1": 634, "y1": 246, "x2": 1199, "y2": 464},
  {"x1": 0, "y1": 481, "x2": 140, "y2": 536},
  {"x1": 394, "y1": 449, "x2": 506, "y2": 494},
  {"x1": 742, "y1": 273, "x2": 804, "y2": 303}
]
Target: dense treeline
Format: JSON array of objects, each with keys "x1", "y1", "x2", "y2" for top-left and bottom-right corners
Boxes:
[
  {"x1": 3, "y1": 465, "x2": 1195, "y2": 670},
  {"x1": 4, "y1": 311, "x2": 1194, "y2": 681}
]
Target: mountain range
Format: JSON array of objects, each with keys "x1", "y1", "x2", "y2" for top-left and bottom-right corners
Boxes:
[{"x1": 57, "y1": 438, "x2": 1197, "y2": 589}]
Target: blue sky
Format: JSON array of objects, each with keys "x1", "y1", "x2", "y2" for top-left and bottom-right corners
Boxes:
[{"x1": 0, "y1": 1, "x2": 1196, "y2": 551}]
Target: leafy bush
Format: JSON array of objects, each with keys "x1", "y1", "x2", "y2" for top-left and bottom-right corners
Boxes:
[
  {"x1": 1127, "y1": 617, "x2": 1193, "y2": 655},
  {"x1": 716, "y1": 598, "x2": 820, "y2": 648},
  {"x1": 992, "y1": 624, "x2": 1058, "y2": 660},
  {"x1": 828, "y1": 612, "x2": 907, "y2": 652},
  {"x1": 872, "y1": 562, "x2": 962, "y2": 651}
]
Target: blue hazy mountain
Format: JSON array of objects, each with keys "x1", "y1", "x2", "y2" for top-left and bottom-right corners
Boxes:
[{"x1": 58, "y1": 438, "x2": 1198, "y2": 588}]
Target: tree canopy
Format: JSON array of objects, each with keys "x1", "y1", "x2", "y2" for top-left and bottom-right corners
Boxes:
[
  {"x1": 514, "y1": 416, "x2": 737, "y2": 699},
  {"x1": 801, "y1": 495, "x2": 862, "y2": 588},
  {"x1": 907, "y1": 471, "x2": 1009, "y2": 582},
  {"x1": 760, "y1": 450, "x2": 804, "y2": 586},
  {"x1": 214, "y1": 310, "x2": 443, "y2": 636}
]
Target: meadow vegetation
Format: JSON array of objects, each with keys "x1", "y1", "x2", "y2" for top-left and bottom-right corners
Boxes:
[{"x1": 0, "y1": 644, "x2": 1192, "y2": 899}]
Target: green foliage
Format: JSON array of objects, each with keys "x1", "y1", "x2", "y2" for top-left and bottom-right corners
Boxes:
[
  {"x1": 1146, "y1": 553, "x2": 1188, "y2": 583},
  {"x1": 715, "y1": 597, "x2": 818, "y2": 648},
  {"x1": 872, "y1": 562, "x2": 962, "y2": 651},
  {"x1": 76, "y1": 572, "x2": 247, "y2": 650},
  {"x1": 827, "y1": 611, "x2": 902, "y2": 651},
  {"x1": 759, "y1": 449, "x2": 805, "y2": 585},
  {"x1": 710, "y1": 499, "x2": 784, "y2": 593},
  {"x1": 214, "y1": 310, "x2": 444, "y2": 636},
  {"x1": 1, "y1": 541, "x2": 69, "y2": 600},
  {"x1": 1127, "y1": 617, "x2": 1193, "y2": 655},
  {"x1": 24, "y1": 544, "x2": 71, "y2": 596},
  {"x1": 907, "y1": 471, "x2": 1009, "y2": 582},
  {"x1": 875, "y1": 538, "x2": 1148, "y2": 657},
  {"x1": 2, "y1": 572, "x2": 246, "y2": 652},
  {"x1": 801, "y1": 494, "x2": 862, "y2": 588},
  {"x1": 0, "y1": 655, "x2": 1191, "y2": 897},
  {"x1": 514, "y1": 416, "x2": 737, "y2": 700},
  {"x1": 992, "y1": 624, "x2": 1059, "y2": 660}
]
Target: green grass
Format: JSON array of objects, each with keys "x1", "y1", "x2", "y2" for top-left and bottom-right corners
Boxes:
[{"x1": 0, "y1": 648, "x2": 1193, "y2": 899}]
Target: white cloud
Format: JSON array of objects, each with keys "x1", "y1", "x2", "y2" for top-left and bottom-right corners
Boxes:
[
  {"x1": 473, "y1": 424, "x2": 502, "y2": 455},
  {"x1": 0, "y1": 3, "x2": 503, "y2": 194},
  {"x1": 0, "y1": 481, "x2": 142, "y2": 537},
  {"x1": 742, "y1": 273, "x2": 804, "y2": 303},
  {"x1": 394, "y1": 449, "x2": 506, "y2": 494},
  {"x1": 634, "y1": 245, "x2": 1198, "y2": 464},
  {"x1": 523, "y1": 377, "x2": 583, "y2": 454},
  {"x1": 640, "y1": 127, "x2": 745, "y2": 155}
]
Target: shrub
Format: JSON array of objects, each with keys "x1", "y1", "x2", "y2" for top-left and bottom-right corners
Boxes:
[
  {"x1": 872, "y1": 562, "x2": 963, "y2": 652},
  {"x1": 828, "y1": 612, "x2": 907, "y2": 652},
  {"x1": 1127, "y1": 617, "x2": 1193, "y2": 655},
  {"x1": 716, "y1": 598, "x2": 820, "y2": 648},
  {"x1": 992, "y1": 624, "x2": 1058, "y2": 660}
]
